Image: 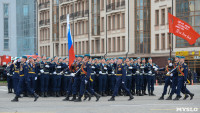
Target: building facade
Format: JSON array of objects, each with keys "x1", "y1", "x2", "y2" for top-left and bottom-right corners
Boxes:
[
  {"x1": 0, "y1": 0, "x2": 37, "y2": 57},
  {"x1": 0, "y1": 0, "x2": 17, "y2": 57},
  {"x1": 37, "y1": 0, "x2": 200, "y2": 73}
]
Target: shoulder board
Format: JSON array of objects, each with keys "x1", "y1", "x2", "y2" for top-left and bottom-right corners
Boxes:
[
  {"x1": 122, "y1": 63, "x2": 124, "y2": 66},
  {"x1": 184, "y1": 63, "x2": 187, "y2": 66}
]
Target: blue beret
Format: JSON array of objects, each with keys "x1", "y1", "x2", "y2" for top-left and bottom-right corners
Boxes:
[
  {"x1": 148, "y1": 57, "x2": 152, "y2": 60},
  {"x1": 63, "y1": 57, "x2": 68, "y2": 60},
  {"x1": 46, "y1": 57, "x2": 50, "y2": 60},
  {"x1": 180, "y1": 56, "x2": 185, "y2": 59},
  {"x1": 79, "y1": 55, "x2": 84, "y2": 58},
  {"x1": 133, "y1": 59, "x2": 136, "y2": 61},
  {"x1": 176, "y1": 56, "x2": 180, "y2": 58},
  {"x1": 118, "y1": 57, "x2": 123, "y2": 59},
  {"x1": 53, "y1": 56, "x2": 57, "y2": 59},
  {"x1": 136, "y1": 57, "x2": 141, "y2": 60},
  {"x1": 51, "y1": 59, "x2": 54, "y2": 62},
  {"x1": 22, "y1": 56, "x2": 27, "y2": 59},
  {"x1": 15, "y1": 57, "x2": 20, "y2": 60},
  {"x1": 168, "y1": 58, "x2": 173, "y2": 61},
  {"x1": 84, "y1": 54, "x2": 90, "y2": 57},
  {"x1": 29, "y1": 57, "x2": 33, "y2": 59},
  {"x1": 75, "y1": 55, "x2": 78, "y2": 58},
  {"x1": 142, "y1": 58, "x2": 145, "y2": 60}
]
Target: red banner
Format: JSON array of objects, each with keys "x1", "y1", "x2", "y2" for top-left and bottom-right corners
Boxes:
[{"x1": 168, "y1": 13, "x2": 200, "y2": 45}]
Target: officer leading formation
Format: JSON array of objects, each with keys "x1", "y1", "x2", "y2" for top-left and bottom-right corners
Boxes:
[{"x1": 5, "y1": 54, "x2": 194, "y2": 102}]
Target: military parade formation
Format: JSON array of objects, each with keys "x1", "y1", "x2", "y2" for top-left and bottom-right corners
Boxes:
[{"x1": 5, "y1": 54, "x2": 194, "y2": 102}]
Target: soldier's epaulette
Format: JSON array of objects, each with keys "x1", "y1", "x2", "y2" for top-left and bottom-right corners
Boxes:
[
  {"x1": 122, "y1": 63, "x2": 124, "y2": 66},
  {"x1": 87, "y1": 61, "x2": 91, "y2": 64},
  {"x1": 184, "y1": 63, "x2": 187, "y2": 66}
]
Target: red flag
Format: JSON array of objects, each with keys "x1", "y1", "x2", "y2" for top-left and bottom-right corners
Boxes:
[{"x1": 168, "y1": 13, "x2": 200, "y2": 45}]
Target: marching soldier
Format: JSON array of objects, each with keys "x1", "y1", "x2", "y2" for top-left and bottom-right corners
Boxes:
[
  {"x1": 142, "y1": 58, "x2": 148, "y2": 95},
  {"x1": 132, "y1": 59, "x2": 137, "y2": 95},
  {"x1": 108, "y1": 57, "x2": 133, "y2": 101},
  {"x1": 99, "y1": 58, "x2": 108, "y2": 96},
  {"x1": 11, "y1": 56, "x2": 39, "y2": 102},
  {"x1": 157, "y1": 58, "x2": 173, "y2": 100},
  {"x1": 12, "y1": 58, "x2": 21, "y2": 94},
  {"x1": 135, "y1": 57, "x2": 143, "y2": 96},
  {"x1": 126, "y1": 59, "x2": 133, "y2": 94},
  {"x1": 28, "y1": 57, "x2": 36, "y2": 92},
  {"x1": 74, "y1": 54, "x2": 101, "y2": 102}
]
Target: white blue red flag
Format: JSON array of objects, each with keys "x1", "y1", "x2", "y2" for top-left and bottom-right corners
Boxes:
[{"x1": 67, "y1": 14, "x2": 75, "y2": 68}]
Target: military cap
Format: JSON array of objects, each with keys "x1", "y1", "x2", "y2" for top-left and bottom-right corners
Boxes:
[
  {"x1": 148, "y1": 57, "x2": 152, "y2": 60},
  {"x1": 180, "y1": 56, "x2": 185, "y2": 59},
  {"x1": 79, "y1": 55, "x2": 84, "y2": 58},
  {"x1": 168, "y1": 58, "x2": 173, "y2": 61},
  {"x1": 29, "y1": 57, "x2": 33, "y2": 59},
  {"x1": 75, "y1": 55, "x2": 78, "y2": 58},
  {"x1": 84, "y1": 54, "x2": 90, "y2": 57},
  {"x1": 118, "y1": 57, "x2": 123, "y2": 59},
  {"x1": 142, "y1": 58, "x2": 145, "y2": 60},
  {"x1": 22, "y1": 56, "x2": 27, "y2": 59}
]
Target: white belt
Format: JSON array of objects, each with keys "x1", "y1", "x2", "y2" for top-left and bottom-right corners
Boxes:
[
  {"x1": 64, "y1": 74, "x2": 70, "y2": 76},
  {"x1": 126, "y1": 74, "x2": 132, "y2": 76}
]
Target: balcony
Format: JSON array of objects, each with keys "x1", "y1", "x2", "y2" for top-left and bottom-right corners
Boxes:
[
  {"x1": 106, "y1": 1, "x2": 126, "y2": 12},
  {"x1": 60, "y1": 15, "x2": 66, "y2": 22},
  {"x1": 39, "y1": 1, "x2": 50, "y2": 10},
  {"x1": 39, "y1": 19, "x2": 50, "y2": 27},
  {"x1": 60, "y1": 0, "x2": 73, "y2": 4}
]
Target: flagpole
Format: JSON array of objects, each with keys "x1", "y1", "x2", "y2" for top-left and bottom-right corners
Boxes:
[{"x1": 170, "y1": 0, "x2": 174, "y2": 61}]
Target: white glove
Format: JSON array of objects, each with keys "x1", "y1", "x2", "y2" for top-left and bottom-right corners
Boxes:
[
  {"x1": 128, "y1": 67, "x2": 133, "y2": 69},
  {"x1": 170, "y1": 73, "x2": 173, "y2": 76},
  {"x1": 65, "y1": 72, "x2": 68, "y2": 74},
  {"x1": 45, "y1": 65, "x2": 50, "y2": 68},
  {"x1": 154, "y1": 68, "x2": 158, "y2": 71},
  {"x1": 99, "y1": 71, "x2": 102, "y2": 74},
  {"x1": 40, "y1": 69, "x2": 44, "y2": 73},
  {"x1": 140, "y1": 66, "x2": 144, "y2": 69},
  {"x1": 136, "y1": 71, "x2": 139, "y2": 74},
  {"x1": 53, "y1": 71, "x2": 57, "y2": 74},
  {"x1": 85, "y1": 80, "x2": 88, "y2": 84},
  {"x1": 112, "y1": 71, "x2": 115, "y2": 74},
  {"x1": 169, "y1": 63, "x2": 173, "y2": 67},
  {"x1": 94, "y1": 71, "x2": 96, "y2": 74},
  {"x1": 104, "y1": 67, "x2": 107, "y2": 70},
  {"x1": 35, "y1": 77, "x2": 37, "y2": 80},
  {"x1": 92, "y1": 66, "x2": 95, "y2": 69},
  {"x1": 70, "y1": 73, "x2": 75, "y2": 77},
  {"x1": 148, "y1": 71, "x2": 152, "y2": 74},
  {"x1": 7, "y1": 73, "x2": 10, "y2": 76},
  {"x1": 153, "y1": 66, "x2": 156, "y2": 69},
  {"x1": 13, "y1": 72, "x2": 15, "y2": 74},
  {"x1": 122, "y1": 81, "x2": 125, "y2": 84},
  {"x1": 167, "y1": 72, "x2": 170, "y2": 75},
  {"x1": 14, "y1": 60, "x2": 17, "y2": 64},
  {"x1": 57, "y1": 66, "x2": 61, "y2": 68}
]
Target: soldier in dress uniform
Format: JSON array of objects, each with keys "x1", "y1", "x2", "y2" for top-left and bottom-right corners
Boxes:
[
  {"x1": 6, "y1": 62, "x2": 13, "y2": 93},
  {"x1": 12, "y1": 58, "x2": 21, "y2": 94},
  {"x1": 132, "y1": 59, "x2": 137, "y2": 95},
  {"x1": 99, "y1": 58, "x2": 108, "y2": 96},
  {"x1": 142, "y1": 58, "x2": 148, "y2": 95},
  {"x1": 158, "y1": 58, "x2": 173, "y2": 100},
  {"x1": 126, "y1": 59, "x2": 133, "y2": 95},
  {"x1": 108, "y1": 57, "x2": 134, "y2": 101},
  {"x1": 11, "y1": 56, "x2": 39, "y2": 102},
  {"x1": 74, "y1": 54, "x2": 101, "y2": 102},
  {"x1": 28, "y1": 57, "x2": 36, "y2": 93},
  {"x1": 107, "y1": 58, "x2": 116, "y2": 96}
]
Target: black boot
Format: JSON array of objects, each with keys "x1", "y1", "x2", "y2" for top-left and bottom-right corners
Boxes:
[
  {"x1": 84, "y1": 92, "x2": 92, "y2": 101},
  {"x1": 10, "y1": 89, "x2": 13, "y2": 93},
  {"x1": 44, "y1": 92, "x2": 48, "y2": 97},
  {"x1": 173, "y1": 95, "x2": 181, "y2": 100},
  {"x1": 41, "y1": 92, "x2": 45, "y2": 97},
  {"x1": 183, "y1": 94, "x2": 189, "y2": 100},
  {"x1": 94, "y1": 92, "x2": 101, "y2": 102},
  {"x1": 158, "y1": 94, "x2": 164, "y2": 100},
  {"x1": 56, "y1": 92, "x2": 60, "y2": 97},
  {"x1": 102, "y1": 92, "x2": 107, "y2": 97},
  {"x1": 128, "y1": 93, "x2": 134, "y2": 101},
  {"x1": 63, "y1": 93, "x2": 70, "y2": 101},
  {"x1": 11, "y1": 96, "x2": 19, "y2": 102},
  {"x1": 69, "y1": 94, "x2": 76, "y2": 101},
  {"x1": 166, "y1": 95, "x2": 172, "y2": 100},
  {"x1": 144, "y1": 91, "x2": 147, "y2": 95},
  {"x1": 137, "y1": 90, "x2": 139, "y2": 96},
  {"x1": 148, "y1": 91, "x2": 151, "y2": 96},
  {"x1": 74, "y1": 96, "x2": 82, "y2": 102},
  {"x1": 108, "y1": 96, "x2": 115, "y2": 101},
  {"x1": 33, "y1": 93, "x2": 39, "y2": 102},
  {"x1": 132, "y1": 90, "x2": 135, "y2": 95},
  {"x1": 151, "y1": 91, "x2": 156, "y2": 96},
  {"x1": 53, "y1": 92, "x2": 57, "y2": 97},
  {"x1": 189, "y1": 93, "x2": 194, "y2": 100}
]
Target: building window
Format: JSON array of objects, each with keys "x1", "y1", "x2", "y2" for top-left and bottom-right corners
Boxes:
[
  {"x1": 161, "y1": 9, "x2": 165, "y2": 25},
  {"x1": 108, "y1": 16, "x2": 111, "y2": 30},
  {"x1": 167, "y1": 33, "x2": 171, "y2": 50},
  {"x1": 112, "y1": 15, "x2": 115, "y2": 30},
  {"x1": 4, "y1": 4, "x2": 9, "y2": 50},
  {"x1": 108, "y1": 38, "x2": 111, "y2": 53},
  {"x1": 101, "y1": 39, "x2": 104, "y2": 53},
  {"x1": 161, "y1": 33, "x2": 165, "y2": 50},
  {"x1": 92, "y1": 0, "x2": 100, "y2": 36},
  {"x1": 122, "y1": 13, "x2": 125, "y2": 28},
  {"x1": 112, "y1": 37, "x2": 116, "y2": 52},
  {"x1": 117, "y1": 14, "x2": 120, "y2": 29},
  {"x1": 101, "y1": 0, "x2": 104, "y2": 10},
  {"x1": 23, "y1": 5, "x2": 29, "y2": 17},
  {"x1": 101, "y1": 17, "x2": 104, "y2": 32},
  {"x1": 155, "y1": 10, "x2": 159, "y2": 26},
  {"x1": 155, "y1": 34, "x2": 159, "y2": 50},
  {"x1": 122, "y1": 36, "x2": 125, "y2": 51},
  {"x1": 176, "y1": 0, "x2": 200, "y2": 47},
  {"x1": 167, "y1": 7, "x2": 171, "y2": 24}
]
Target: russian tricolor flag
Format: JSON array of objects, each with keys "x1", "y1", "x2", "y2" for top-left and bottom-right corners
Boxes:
[{"x1": 67, "y1": 14, "x2": 75, "y2": 68}]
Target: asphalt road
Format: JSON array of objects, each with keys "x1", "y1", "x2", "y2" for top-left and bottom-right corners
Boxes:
[{"x1": 0, "y1": 85, "x2": 199, "y2": 113}]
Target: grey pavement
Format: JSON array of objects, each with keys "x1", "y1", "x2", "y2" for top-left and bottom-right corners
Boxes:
[{"x1": 0, "y1": 85, "x2": 199, "y2": 113}]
